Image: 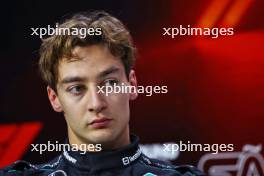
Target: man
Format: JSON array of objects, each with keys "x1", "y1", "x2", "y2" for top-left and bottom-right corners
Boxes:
[{"x1": 0, "y1": 11, "x2": 204, "y2": 175}]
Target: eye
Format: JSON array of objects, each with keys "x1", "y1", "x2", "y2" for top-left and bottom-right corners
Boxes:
[
  {"x1": 67, "y1": 85, "x2": 85, "y2": 95},
  {"x1": 104, "y1": 79, "x2": 119, "y2": 87}
]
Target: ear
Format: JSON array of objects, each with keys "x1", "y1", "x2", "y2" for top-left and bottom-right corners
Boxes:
[
  {"x1": 47, "y1": 86, "x2": 63, "y2": 112},
  {"x1": 128, "y1": 70, "x2": 138, "y2": 100}
]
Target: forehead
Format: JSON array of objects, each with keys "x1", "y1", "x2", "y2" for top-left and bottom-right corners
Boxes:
[{"x1": 57, "y1": 45, "x2": 125, "y2": 81}]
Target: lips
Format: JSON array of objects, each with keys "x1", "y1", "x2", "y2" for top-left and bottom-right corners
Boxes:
[{"x1": 89, "y1": 118, "x2": 112, "y2": 128}]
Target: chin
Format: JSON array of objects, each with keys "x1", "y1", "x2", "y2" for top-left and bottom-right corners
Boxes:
[{"x1": 87, "y1": 129, "x2": 115, "y2": 144}]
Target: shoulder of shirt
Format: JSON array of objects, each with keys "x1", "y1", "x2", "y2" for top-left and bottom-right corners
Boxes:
[
  {"x1": 140, "y1": 154, "x2": 205, "y2": 176},
  {"x1": 0, "y1": 155, "x2": 62, "y2": 175}
]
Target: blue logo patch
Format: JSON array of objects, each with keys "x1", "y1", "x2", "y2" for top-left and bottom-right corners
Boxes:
[{"x1": 143, "y1": 173, "x2": 157, "y2": 176}]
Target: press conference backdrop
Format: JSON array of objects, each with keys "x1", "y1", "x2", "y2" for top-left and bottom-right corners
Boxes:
[{"x1": 0, "y1": 0, "x2": 263, "y2": 175}]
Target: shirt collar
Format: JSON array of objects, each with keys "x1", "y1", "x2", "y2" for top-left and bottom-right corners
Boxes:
[{"x1": 62, "y1": 134, "x2": 141, "y2": 172}]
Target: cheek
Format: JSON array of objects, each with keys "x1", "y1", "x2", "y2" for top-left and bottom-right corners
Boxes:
[
  {"x1": 107, "y1": 93, "x2": 130, "y2": 116},
  {"x1": 59, "y1": 96, "x2": 85, "y2": 121},
  {"x1": 63, "y1": 103, "x2": 86, "y2": 131}
]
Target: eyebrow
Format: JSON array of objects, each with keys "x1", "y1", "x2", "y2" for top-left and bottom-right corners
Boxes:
[
  {"x1": 59, "y1": 66, "x2": 120, "y2": 85},
  {"x1": 98, "y1": 66, "x2": 120, "y2": 79},
  {"x1": 60, "y1": 76, "x2": 87, "y2": 84}
]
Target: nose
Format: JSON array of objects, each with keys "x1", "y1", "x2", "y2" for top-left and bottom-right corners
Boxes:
[{"x1": 87, "y1": 86, "x2": 107, "y2": 113}]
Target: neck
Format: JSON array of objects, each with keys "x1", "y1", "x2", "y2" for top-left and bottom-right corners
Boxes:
[
  {"x1": 101, "y1": 126, "x2": 130, "y2": 150},
  {"x1": 68, "y1": 126, "x2": 130, "y2": 151}
]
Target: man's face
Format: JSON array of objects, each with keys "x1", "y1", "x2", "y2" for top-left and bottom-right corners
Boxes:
[{"x1": 47, "y1": 44, "x2": 137, "y2": 149}]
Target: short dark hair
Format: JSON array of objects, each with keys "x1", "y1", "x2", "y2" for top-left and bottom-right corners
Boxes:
[{"x1": 39, "y1": 11, "x2": 136, "y2": 90}]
